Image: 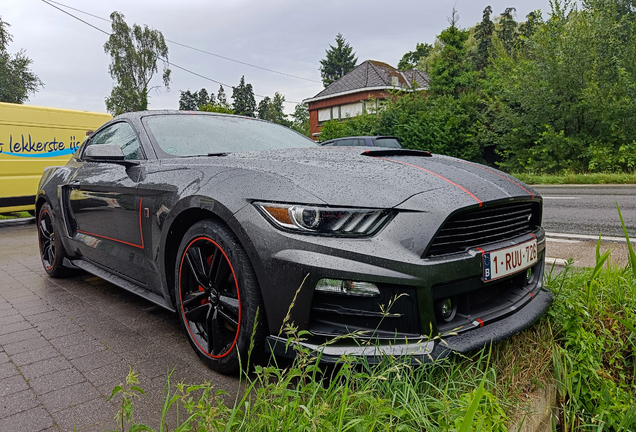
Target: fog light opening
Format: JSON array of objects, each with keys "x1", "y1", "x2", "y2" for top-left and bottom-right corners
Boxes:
[
  {"x1": 435, "y1": 297, "x2": 457, "y2": 323},
  {"x1": 315, "y1": 279, "x2": 380, "y2": 297}
]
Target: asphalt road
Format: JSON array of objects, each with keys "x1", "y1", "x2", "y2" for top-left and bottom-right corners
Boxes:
[{"x1": 534, "y1": 185, "x2": 636, "y2": 238}]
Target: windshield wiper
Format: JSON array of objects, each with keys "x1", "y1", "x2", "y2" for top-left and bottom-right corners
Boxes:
[{"x1": 207, "y1": 152, "x2": 229, "y2": 157}]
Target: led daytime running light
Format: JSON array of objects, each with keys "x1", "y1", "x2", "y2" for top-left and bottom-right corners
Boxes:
[{"x1": 256, "y1": 202, "x2": 391, "y2": 237}]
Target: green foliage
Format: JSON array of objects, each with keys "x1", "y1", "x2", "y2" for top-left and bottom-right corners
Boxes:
[
  {"x1": 547, "y1": 253, "x2": 636, "y2": 429},
  {"x1": 473, "y1": 6, "x2": 495, "y2": 71},
  {"x1": 216, "y1": 85, "x2": 229, "y2": 109},
  {"x1": 428, "y1": 24, "x2": 478, "y2": 96},
  {"x1": 290, "y1": 103, "x2": 310, "y2": 137},
  {"x1": 319, "y1": 33, "x2": 357, "y2": 88},
  {"x1": 104, "y1": 12, "x2": 170, "y2": 116},
  {"x1": 231, "y1": 75, "x2": 256, "y2": 117},
  {"x1": 496, "y1": 8, "x2": 518, "y2": 55},
  {"x1": 179, "y1": 88, "x2": 215, "y2": 111},
  {"x1": 107, "y1": 368, "x2": 145, "y2": 432},
  {"x1": 199, "y1": 85, "x2": 234, "y2": 114},
  {"x1": 257, "y1": 92, "x2": 290, "y2": 126},
  {"x1": 318, "y1": 91, "x2": 483, "y2": 162},
  {"x1": 398, "y1": 43, "x2": 433, "y2": 71},
  {"x1": 512, "y1": 171, "x2": 636, "y2": 184},
  {"x1": 485, "y1": 1, "x2": 636, "y2": 173},
  {"x1": 0, "y1": 17, "x2": 43, "y2": 104},
  {"x1": 198, "y1": 103, "x2": 234, "y2": 114}
]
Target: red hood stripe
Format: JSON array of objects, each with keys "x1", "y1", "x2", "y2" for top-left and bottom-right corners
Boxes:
[
  {"x1": 454, "y1": 160, "x2": 535, "y2": 198},
  {"x1": 374, "y1": 157, "x2": 483, "y2": 207}
]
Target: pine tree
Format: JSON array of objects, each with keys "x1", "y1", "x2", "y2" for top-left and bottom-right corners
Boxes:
[
  {"x1": 319, "y1": 34, "x2": 357, "y2": 88},
  {"x1": 497, "y1": 8, "x2": 518, "y2": 55},
  {"x1": 428, "y1": 9, "x2": 478, "y2": 96},
  {"x1": 217, "y1": 85, "x2": 229, "y2": 109},
  {"x1": 474, "y1": 6, "x2": 495, "y2": 71},
  {"x1": 231, "y1": 76, "x2": 256, "y2": 117},
  {"x1": 257, "y1": 96, "x2": 271, "y2": 120},
  {"x1": 179, "y1": 88, "x2": 216, "y2": 110}
]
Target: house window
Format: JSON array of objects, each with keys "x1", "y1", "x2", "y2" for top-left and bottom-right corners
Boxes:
[
  {"x1": 340, "y1": 102, "x2": 363, "y2": 118},
  {"x1": 318, "y1": 108, "x2": 332, "y2": 122}
]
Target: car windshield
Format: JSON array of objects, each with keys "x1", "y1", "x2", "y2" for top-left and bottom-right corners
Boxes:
[
  {"x1": 374, "y1": 138, "x2": 402, "y2": 148},
  {"x1": 143, "y1": 114, "x2": 316, "y2": 156}
]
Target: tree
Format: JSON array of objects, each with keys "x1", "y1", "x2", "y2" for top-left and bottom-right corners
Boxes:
[
  {"x1": 496, "y1": 8, "x2": 518, "y2": 55},
  {"x1": 257, "y1": 96, "x2": 271, "y2": 120},
  {"x1": 291, "y1": 103, "x2": 310, "y2": 136},
  {"x1": 231, "y1": 76, "x2": 256, "y2": 117},
  {"x1": 104, "y1": 12, "x2": 171, "y2": 115},
  {"x1": 216, "y1": 85, "x2": 230, "y2": 109},
  {"x1": 319, "y1": 33, "x2": 357, "y2": 88},
  {"x1": 398, "y1": 43, "x2": 433, "y2": 71},
  {"x1": 0, "y1": 17, "x2": 43, "y2": 104},
  {"x1": 428, "y1": 10, "x2": 478, "y2": 96},
  {"x1": 257, "y1": 92, "x2": 290, "y2": 126},
  {"x1": 179, "y1": 88, "x2": 215, "y2": 110},
  {"x1": 473, "y1": 6, "x2": 495, "y2": 71}
]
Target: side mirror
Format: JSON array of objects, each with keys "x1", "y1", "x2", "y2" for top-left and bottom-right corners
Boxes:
[{"x1": 84, "y1": 144, "x2": 125, "y2": 161}]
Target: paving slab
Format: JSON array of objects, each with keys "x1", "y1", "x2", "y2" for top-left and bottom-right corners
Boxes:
[{"x1": 0, "y1": 221, "x2": 240, "y2": 430}]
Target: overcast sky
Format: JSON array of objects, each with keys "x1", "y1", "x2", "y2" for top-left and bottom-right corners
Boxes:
[{"x1": 4, "y1": 0, "x2": 553, "y2": 114}]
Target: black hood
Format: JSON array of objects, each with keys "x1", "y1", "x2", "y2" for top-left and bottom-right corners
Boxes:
[{"x1": 166, "y1": 147, "x2": 539, "y2": 210}]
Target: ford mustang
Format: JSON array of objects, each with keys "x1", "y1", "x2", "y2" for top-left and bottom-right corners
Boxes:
[{"x1": 36, "y1": 111, "x2": 550, "y2": 374}]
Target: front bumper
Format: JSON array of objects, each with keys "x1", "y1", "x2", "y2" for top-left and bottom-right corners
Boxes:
[{"x1": 266, "y1": 288, "x2": 552, "y2": 364}]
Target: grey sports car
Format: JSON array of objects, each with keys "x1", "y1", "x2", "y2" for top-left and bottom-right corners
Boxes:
[{"x1": 36, "y1": 111, "x2": 550, "y2": 374}]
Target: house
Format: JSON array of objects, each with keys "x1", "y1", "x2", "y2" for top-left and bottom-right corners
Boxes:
[{"x1": 303, "y1": 60, "x2": 429, "y2": 139}]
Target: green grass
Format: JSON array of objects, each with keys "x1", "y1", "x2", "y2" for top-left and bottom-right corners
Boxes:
[
  {"x1": 0, "y1": 211, "x2": 32, "y2": 220},
  {"x1": 105, "y1": 263, "x2": 636, "y2": 432},
  {"x1": 511, "y1": 172, "x2": 636, "y2": 185},
  {"x1": 105, "y1": 210, "x2": 636, "y2": 431}
]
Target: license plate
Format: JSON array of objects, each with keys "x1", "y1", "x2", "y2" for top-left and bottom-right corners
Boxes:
[{"x1": 482, "y1": 239, "x2": 538, "y2": 282}]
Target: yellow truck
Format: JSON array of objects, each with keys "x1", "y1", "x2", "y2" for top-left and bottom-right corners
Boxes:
[{"x1": 0, "y1": 102, "x2": 111, "y2": 214}]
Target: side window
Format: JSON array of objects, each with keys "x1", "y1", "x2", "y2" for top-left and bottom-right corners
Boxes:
[
  {"x1": 337, "y1": 139, "x2": 354, "y2": 146},
  {"x1": 89, "y1": 122, "x2": 142, "y2": 160}
]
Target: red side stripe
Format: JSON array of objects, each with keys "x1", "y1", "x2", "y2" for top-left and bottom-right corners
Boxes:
[
  {"x1": 477, "y1": 247, "x2": 485, "y2": 253},
  {"x1": 529, "y1": 292, "x2": 535, "y2": 299},
  {"x1": 454, "y1": 160, "x2": 535, "y2": 198},
  {"x1": 77, "y1": 197, "x2": 145, "y2": 249},
  {"x1": 477, "y1": 318, "x2": 484, "y2": 327},
  {"x1": 373, "y1": 157, "x2": 483, "y2": 207}
]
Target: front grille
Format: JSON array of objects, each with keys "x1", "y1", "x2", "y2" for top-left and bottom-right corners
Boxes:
[{"x1": 426, "y1": 201, "x2": 540, "y2": 257}]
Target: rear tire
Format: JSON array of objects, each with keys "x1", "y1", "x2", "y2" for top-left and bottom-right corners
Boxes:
[
  {"x1": 175, "y1": 219, "x2": 265, "y2": 374},
  {"x1": 37, "y1": 202, "x2": 69, "y2": 278}
]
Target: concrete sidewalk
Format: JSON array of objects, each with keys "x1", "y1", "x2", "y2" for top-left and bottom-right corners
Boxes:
[{"x1": 0, "y1": 221, "x2": 238, "y2": 431}]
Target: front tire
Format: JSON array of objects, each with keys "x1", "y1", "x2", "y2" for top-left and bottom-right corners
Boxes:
[
  {"x1": 175, "y1": 219, "x2": 265, "y2": 374},
  {"x1": 37, "y1": 202, "x2": 69, "y2": 278}
]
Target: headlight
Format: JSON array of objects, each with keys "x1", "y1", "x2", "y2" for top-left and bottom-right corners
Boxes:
[{"x1": 254, "y1": 202, "x2": 393, "y2": 236}]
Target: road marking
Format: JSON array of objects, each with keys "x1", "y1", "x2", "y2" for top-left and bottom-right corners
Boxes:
[
  {"x1": 546, "y1": 238, "x2": 581, "y2": 244},
  {"x1": 542, "y1": 196, "x2": 581, "y2": 199},
  {"x1": 546, "y1": 232, "x2": 636, "y2": 244},
  {"x1": 546, "y1": 257, "x2": 570, "y2": 266}
]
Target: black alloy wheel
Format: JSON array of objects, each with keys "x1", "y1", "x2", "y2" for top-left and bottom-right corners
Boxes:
[
  {"x1": 37, "y1": 202, "x2": 69, "y2": 278},
  {"x1": 176, "y1": 220, "x2": 264, "y2": 374}
]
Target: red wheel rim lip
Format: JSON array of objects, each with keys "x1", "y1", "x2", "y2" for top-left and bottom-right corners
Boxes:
[
  {"x1": 38, "y1": 208, "x2": 54, "y2": 271},
  {"x1": 178, "y1": 236, "x2": 242, "y2": 359}
]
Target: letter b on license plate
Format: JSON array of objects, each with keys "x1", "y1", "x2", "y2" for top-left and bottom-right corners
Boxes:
[{"x1": 482, "y1": 239, "x2": 538, "y2": 282}]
